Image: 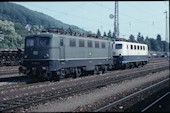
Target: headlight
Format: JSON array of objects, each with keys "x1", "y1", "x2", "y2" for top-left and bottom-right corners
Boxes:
[
  {"x1": 44, "y1": 54, "x2": 49, "y2": 58},
  {"x1": 24, "y1": 55, "x2": 27, "y2": 58},
  {"x1": 42, "y1": 67, "x2": 47, "y2": 70}
]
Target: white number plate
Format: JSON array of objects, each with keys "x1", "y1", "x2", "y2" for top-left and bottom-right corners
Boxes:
[{"x1": 33, "y1": 51, "x2": 38, "y2": 55}]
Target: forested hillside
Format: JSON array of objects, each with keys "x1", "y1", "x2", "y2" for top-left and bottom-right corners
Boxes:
[
  {"x1": 0, "y1": 2, "x2": 86, "y2": 48},
  {"x1": 0, "y1": 2, "x2": 85, "y2": 31}
]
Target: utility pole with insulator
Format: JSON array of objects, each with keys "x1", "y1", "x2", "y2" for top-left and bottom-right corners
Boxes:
[
  {"x1": 164, "y1": 11, "x2": 168, "y2": 43},
  {"x1": 109, "y1": 1, "x2": 119, "y2": 39},
  {"x1": 114, "y1": 1, "x2": 119, "y2": 38}
]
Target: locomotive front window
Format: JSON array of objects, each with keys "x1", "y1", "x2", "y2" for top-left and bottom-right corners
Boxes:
[
  {"x1": 39, "y1": 37, "x2": 50, "y2": 46},
  {"x1": 26, "y1": 38, "x2": 35, "y2": 47},
  {"x1": 115, "y1": 44, "x2": 122, "y2": 49}
]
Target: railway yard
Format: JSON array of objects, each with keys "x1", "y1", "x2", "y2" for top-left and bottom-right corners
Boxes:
[
  {"x1": 0, "y1": 1, "x2": 169, "y2": 112},
  {"x1": 0, "y1": 57, "x2": 169, "y2": 112}
]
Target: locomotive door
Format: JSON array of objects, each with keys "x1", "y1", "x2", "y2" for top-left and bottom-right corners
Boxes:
[
  {"x1": 59, "y1": 38, "x2": 65, "y2": 61},
  {"x1": 108, "y1": 42, "x2": 111, "y2": 57},
  {"x1": 127, "y1": 44, "x2": 129, "y2": 60}
]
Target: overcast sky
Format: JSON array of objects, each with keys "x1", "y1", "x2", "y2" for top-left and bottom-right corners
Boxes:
[{"x1": 14, "y1": 1, "x2": 169, "y2": 41}]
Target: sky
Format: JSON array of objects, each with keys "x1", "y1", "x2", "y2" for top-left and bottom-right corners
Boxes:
[{"x1": 14, "y1": 1, "x2": 169, "y2": 41}]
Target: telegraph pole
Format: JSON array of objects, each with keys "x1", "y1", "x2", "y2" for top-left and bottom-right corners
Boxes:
[
  {"x1": 164, "y1": 11, "x2": 168, "y2": 43},
  {"x1": 114, "y1": 1, "x2": 119, "y2": 38},
  {"x1": 164, "y1": 11, "x2": 169, "y2": 55},
  {"x1": 109, "y1": 1, "x2": 119, "y2": 39}
]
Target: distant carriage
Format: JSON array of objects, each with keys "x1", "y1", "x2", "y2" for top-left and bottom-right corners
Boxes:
[{"x1": 0, "y1": 48, "x2": 23, "y2": 66}]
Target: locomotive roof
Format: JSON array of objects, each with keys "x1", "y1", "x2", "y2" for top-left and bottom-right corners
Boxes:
[
  {"x1": 26, "y1": 32, "x2": 112, "y2": 42},
  {"x1": 113, "y1": 38, "x2": 147, "y2": 45}
]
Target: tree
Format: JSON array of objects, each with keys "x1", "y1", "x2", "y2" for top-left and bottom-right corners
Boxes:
[
  {"x1": 156, "y1": 34, "x2": 162, "y2": 42},
  {"x1": 149, "y1": 38, "x2": 160, "y2": 51},
  {"x1": 30, "y1": 25, "x2": 44, "y2": 34},
  {"x1": 103, "y1": 31, "x2": 106, "y2": 37},
  {"x1": 129, "y1": 34, "x2": 135, "y2": 42},
  {"x1": 0, "y1": 20, "x2": 23, "y2": 48},
  {"x1": 66, "y1": 26, "x2": 73, "y2": 35},
  {"x1": 137, "y1": 32, "x2": 144, "y2": 43},
  {"x1": 112, "y1": 32, "x2": 116, "y2": 39},
  {"x1": 97, "y1": 29, "x2": 101, "y2": 37},
  {"x1": 156, "y1": 34, "x2": 162, "y2": 51},
  {"x1": 107, "y1": 30, "x2": 112, "y2": 39},
  {"x1": 162, "y1": 41, "x2": 169, "y2": 52},
  {"x1": 145, "y1": 36, "x2": 151, "y2": 51}
]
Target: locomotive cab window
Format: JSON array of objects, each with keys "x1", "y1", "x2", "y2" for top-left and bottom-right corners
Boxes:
[
  {"x1": 115, "y1": 44, "x2": 122, "y2": 49},
  {"x1": 39, "y1": 37, "x2": 50, "y2": 46},
  {"x1": 26, "y1": 37, "x2": 35, "y2": 47}
]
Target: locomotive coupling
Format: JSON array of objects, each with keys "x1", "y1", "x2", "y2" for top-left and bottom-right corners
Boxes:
[{"x1": 19, "y1": 66, "x2": 26, "y2": 74}]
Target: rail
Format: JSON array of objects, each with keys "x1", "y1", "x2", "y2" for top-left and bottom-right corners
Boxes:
[{"x1": 94, "y1": 78, "x2": 169, "y2": 112}]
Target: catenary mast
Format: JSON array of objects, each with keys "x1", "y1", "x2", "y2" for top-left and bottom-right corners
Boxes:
[{"x1": 114, "y1": 1, "x2": 119, "y2": 38}]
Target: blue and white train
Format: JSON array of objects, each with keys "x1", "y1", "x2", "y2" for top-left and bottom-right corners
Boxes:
[
  {"x1": 19, "y1": 30, "x2": 148, "y2": 81},
  {"x1": 112, "y1": 39, "x2": 148, "y2": 69}
]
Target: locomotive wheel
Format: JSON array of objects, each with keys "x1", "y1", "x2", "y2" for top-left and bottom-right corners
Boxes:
[
  {"x1": 136, "y1": 62, "x2": 139, "y2": 68},
  {"x1": 94, "y1": 66, "x2": 99, "y2": 75},
  {"x1": 125, "y1": 64, "x2": 129, "y2": 69},
  {"x1": 45, "y1": 73, "x2": 53, "y2": 81},
  {"x1": 103, "y1": 66, "x2": 108, "y2": 73},
  {"x1": 73, "y1": 68, "x2": 81, "y2": 78},
  {"x1": 100, "y1": 66, "x2": 106, "y2": 74},
  {"x1": 54, "y1": 75, "x2": 61, "y2": 81},
  {"x1": 52, "y1": 72, "x2": 61, "y2": 81},
  {"x1": 131, "y1": 63, "x2": 135, "y2": 68},
  {"x1": 60, "y1": 69, "x2": 65, "y2": 79},
  {"x1": 122, "y1": 64, "x2": 126, "y2": 70}
]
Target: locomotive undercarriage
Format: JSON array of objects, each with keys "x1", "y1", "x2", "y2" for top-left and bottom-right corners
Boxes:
[
  {"x1": 113, "y1": 56, "x2": 148, "y2": 70},
  {"x1": 19, "y1": 64, "x2": 113, "y2": 81}
]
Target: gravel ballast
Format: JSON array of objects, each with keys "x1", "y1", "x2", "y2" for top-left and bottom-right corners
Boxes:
[{"x1": 28, "y1": 69, "x2": 169, "y2": 112}]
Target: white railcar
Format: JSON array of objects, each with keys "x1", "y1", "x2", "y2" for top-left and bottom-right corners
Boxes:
[{"x1": 112, "y1": 40, "x2": 148, "y2": 68}]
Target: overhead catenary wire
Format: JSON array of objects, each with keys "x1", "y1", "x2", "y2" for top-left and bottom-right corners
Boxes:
[
  {"x1": 16, "y1": 2, "x2": 168, "y2": 39},
  {"x1": 93, "y1": 2, "x2": 168, "y2": 38}
]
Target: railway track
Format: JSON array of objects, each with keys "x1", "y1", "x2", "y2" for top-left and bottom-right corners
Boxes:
[
  {"x1": 0, "y1": 58, "x2": 168, "y2": 88},
  {"x1": 0, "y1": 58, "x2": 168, "y2": 82},
  {"x1": 0, "y1": 66, "x2": 19, "y2": 76},
  {"x1": 0, "y1": 57, "x2": 167, "y2": 76},
  {"x1": 0, "y1": 60, "x2": 168, "y2": 98},
  {"x1": 94, "y1": 78, "x2": 169, "y2": 112},
  {"x1": 0, "y1": 62, "x2": 169, "y2": 112},
  {"x1": 141, "y1": 91, "x2": 170, "y2": 112},
  {"x1": 0, "y1": 61, "x2": 168, "y2": 96}
]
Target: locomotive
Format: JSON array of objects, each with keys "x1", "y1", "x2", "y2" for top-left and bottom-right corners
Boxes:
[
  {"x1": 19, "y1": 29, "x2": 148, "y2": 81},
  {"x1": 112, "y1": 38, "x2": 148, "y2": 69}
]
